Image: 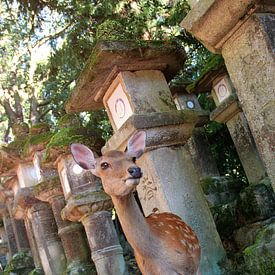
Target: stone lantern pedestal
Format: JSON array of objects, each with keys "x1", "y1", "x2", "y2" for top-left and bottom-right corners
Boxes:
[
  {"x1": 65, "y1": 40, "x2": 226, "y2": 274},
  {"x1": 14, "y1": 163, "x2": 66, "y2": 275},
  {"x1": 58, "y1": 154, "x2": 128, "y2": 275},
  {"x1": 181, "y1": 0, "x2": 275, "y2": 189},
  {"x1": 33, "y1": 176, "x2": 94, "y2": 274}
]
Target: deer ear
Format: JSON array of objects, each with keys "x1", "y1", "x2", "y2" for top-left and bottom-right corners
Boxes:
[
  {"x1": 70, "y1": 143, "x2": 96, "y2": 171},
  {"x1": 127, "y1": 131, "x2": 146, "y2": 159}
]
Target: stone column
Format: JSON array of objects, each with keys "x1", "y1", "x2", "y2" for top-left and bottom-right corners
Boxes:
[
  {"x1": 58, "y1": 154, "x2": 128, "y2": 275},
  {"x1": 65, "y1": 41, "x2": 226, "y2": 274},
  {"x1": 15, "y1": 161, "x2": 67, "y2": 275},
  {"x1": 172, "y1": 87, "x2": 220, "y2": 178},
  {"x1": 28, "y1": 199, "x2": 66, "y2": 275},
  {"x1": 0, "y1": 205, "x2": 17, "y2": 257},
  {"x1": 181, "y1": 1, "x2": 275, "y2": 189},
  {"x1": 210, "y1": 94, "x2": 266, "y2": 183},
  {"x1": 33, "y1": 177, "x2": 94, "y2": 274}
]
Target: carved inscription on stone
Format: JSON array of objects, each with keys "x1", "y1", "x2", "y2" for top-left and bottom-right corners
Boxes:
[{"x1": 140, "y1": 176, "x2": 157, "y2": 202}]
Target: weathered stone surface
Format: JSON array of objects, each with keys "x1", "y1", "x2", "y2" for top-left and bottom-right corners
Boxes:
[
  {"x1": 65, "y1": 40, "x2": 186, "y2": 113},
  {"x1": 221, "y1": 13, "x2": 275, "y2": 188},
  {"x1": 200, "y1": 176, "x2": 245, "y2": 206},
  {"x1": 242, "y1": 221, "x2": 275, "y2": 274},
  {"x1": 61, "y1": 191, "x2": 113, "y2": 222},
  {"x1": 226, "y1": 112, "x2": 266, "y2": 183},
  {"x1": 187, "y1": 128, "x2": 220, "y2": 178},
  {"x1": 181, "y1": 0, "x2": 263, "y2": 53},
  {"x1": 28, "y1": 202, "x2": 66, "y2": 275},
  {"x1": 182, "y1": 0, "x2": 275, "y2": 188},
  {"x1": 233, "y1": 217, "x2": 275, "y2": 250},
  {"x1": 57, "y1": 155, "x2": 103, "y2": 200},
  {"x1": 210, "y1": 94, "x2": 241, "y2": 123},
  {"x1": 237, "y1": 179, "x2": 275, "y2": 225},
  {"x1": 102, "y1": 111, "x2": 202, "y2": 154},
  {"x1": 82, "y1": 211, "x2": 128, "y2": 275}
]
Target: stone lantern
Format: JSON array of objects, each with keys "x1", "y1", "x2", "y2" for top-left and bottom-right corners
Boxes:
[
  {"x1": 171, "y1": 85, "x2": 220, "y2": 179},
  {"x1": 14, "y1": 161, "x2": 67, "y2": 275},
  {"x1": 189, "y1": 60, "x2": 266, "y2": 184},
  {"x1": 58, "y1": 153, "x2": 127, "y2": 275},
  {"x1": 181, "y1": 0, "x2": 275, "y2": 189},
  {"x1": 65, "y1": 40, "x2": 226, "y2": 274},
  {"x1": 33, "y1": 150, "x2": 95, "y2": 274}
]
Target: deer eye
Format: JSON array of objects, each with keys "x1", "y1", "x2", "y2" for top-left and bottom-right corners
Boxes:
[
  {"x1": 132, "y1": 157, "x2": 136, "y2": 163},
  {"x1": 100, "y1": 162, "x2": 110, "y2": 170}
]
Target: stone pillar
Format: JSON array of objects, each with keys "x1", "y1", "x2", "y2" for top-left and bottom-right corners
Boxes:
[
  {"x1": 210, "y1": 94, "x2": 266, "y2": 183},
  {"x1": 6, "y1": 203, "x2": 30, "y2": 253},
  {"x1": 181, "y1": 1, "x2": 275, "y2": 189},
  {"x1": 0, "y1": 205, "x2": 17, "y2": 257},
  {"x1": 15, "y1": 161, "x2": 67, "y2": 275},
  {"x1": 172, "y1": 88, "x2": 220, "y2": 178},
  {"x1": 58, "y1": 154, "x2": 128, "y2": 275},
  {"x1": 33, "y1": 177, "x2": 94, "y2": 274},
  {"x1": 28, "y1": 200, "x2": 66, "y2": 275},
  {"x1": 65, "y1": 41, "x2": 226, "y2": 274}
]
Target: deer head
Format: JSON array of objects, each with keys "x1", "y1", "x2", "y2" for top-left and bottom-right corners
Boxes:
[{"x1": 70, "y1": 131, "x2": 146, "y2": 197}]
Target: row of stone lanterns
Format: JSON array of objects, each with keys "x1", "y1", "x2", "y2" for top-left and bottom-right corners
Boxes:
[{"x1": 0, "y1": 120, "x2": 128, "y2": 274}]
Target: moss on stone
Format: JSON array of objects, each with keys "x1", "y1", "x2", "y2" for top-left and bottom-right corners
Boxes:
[
  {"x1": 44, "y1": 126, "x2": 96, "y2": 160},
  {"x1": 187, "y1": 54, "x2": 224, "y2": 92},
  {"x1": 242, "y1": 224, "x2": 275, "y2": 274},
  {"x1": 72, "y1": 190, "x2": 109, "y2": 202},
  {"x1": 32, "y1": 176, "x2": 60, "y2": 196},
  {"x1": 58, "y1": 114, "x2": 81, "y2": 129},
  {"x1": 30, "y1": 123, "x2": 50, "y2": 135},
  {"x1": 65, "y1": 261, "x2": 96, "y2": 275},
  {"x1": 4, "y1": 251, "x2": 34, "y2": 275}
]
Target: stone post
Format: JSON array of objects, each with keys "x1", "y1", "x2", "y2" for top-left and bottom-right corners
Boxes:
[
  {"x1": 210, "y1": 94, "x2": 266, "y2": 183},
  {"x1": 0, "y1": 204, "x2": 17, "y2": 257},
  {"x1": 172, "y1": 86, "x2": 220, "y2": 178},
  {"x1": 33, "y1": 176, "x2": 94, "y2": 274},
  {"x1": 15, "y1": 162, "x2": 67, "y2": 275},
  {"x1": 65, "y1": 41, "x2": 226, "y2": 274},
  {"x1": 58, "y1": 154, "x2": 128, "y2": 275},
  {"x1": 181, "y1": 0, "x2": 275, "y2": 189},
  {"x1": 3, "y1": 177, "x2": 42, "y2": 270}
]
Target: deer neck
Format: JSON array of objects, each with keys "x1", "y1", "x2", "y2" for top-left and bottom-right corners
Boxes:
[{"x1": 111, "y1": 193, "x2": 156, "y2": 255}]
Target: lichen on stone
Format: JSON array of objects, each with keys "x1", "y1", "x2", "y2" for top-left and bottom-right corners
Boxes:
[
  {"x1": 32, "y1": 176, "x2": 60, "y2": 196},
  {"x1": 4, "y1": 251, "x2": 34, "y2": 275},
  {"x1": 65, "y1": 261, "x2": 96, "y2": 275}
]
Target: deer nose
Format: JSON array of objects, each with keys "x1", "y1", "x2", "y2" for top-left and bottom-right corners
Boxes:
[{"x1": 128, "y1": 167, "x2": 142, "y2": 178}]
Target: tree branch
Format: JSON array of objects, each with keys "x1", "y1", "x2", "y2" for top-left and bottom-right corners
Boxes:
[{"x1": 32, "y1": 23, "x2": 72, "y2": 49}]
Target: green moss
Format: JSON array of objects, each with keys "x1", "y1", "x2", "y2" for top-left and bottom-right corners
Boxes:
[
  {"x1": 65, "y1": 261, "x2": 96, "y2": 275},
  {"x1": 187, "y1": 54, "x2": 224, "y2": 92},
  {"x1": 22, "y1": 132, "x2": 54, "y2": 157},
  {"x1": 33, "y1": 176, "x2": 60, "y2": 196},
  {"x1": 4, "y1": 251, "x2": 34, "y2": 275},
  {"x1": 44, "y1": 125, "x2": 103, "y2": 160},
  {"x1": 58, "y1": 114, "x2": 81, "y2": 128},
  {"x1": 242, "y1": 224, "x2": 275, "y2": 274}
]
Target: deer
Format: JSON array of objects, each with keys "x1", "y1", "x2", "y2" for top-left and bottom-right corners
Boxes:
[{"x1": 70, "y1": 131, "x2": 201, "y2": 275}]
